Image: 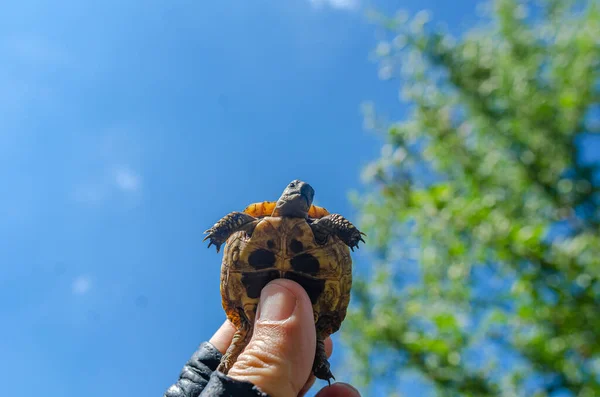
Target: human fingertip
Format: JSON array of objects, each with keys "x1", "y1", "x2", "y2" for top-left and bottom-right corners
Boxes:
[
  {"x1": 315, "y1": 382, "x2": 362, "y2": 397},
  {"x1": 325, "y1": 337, "x2": 333, "y2": 358},
  {"x1": 209, "y1": 320, "x2": 236, "y2": 354}
]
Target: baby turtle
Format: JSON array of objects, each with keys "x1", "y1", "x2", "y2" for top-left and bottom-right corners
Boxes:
[{"x1": 203, "y1": 180, "x2": 365, "y2": 384}]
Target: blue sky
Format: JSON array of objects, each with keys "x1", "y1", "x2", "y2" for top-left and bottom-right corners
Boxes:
[{"x1": 0, "y1": 0, "x2": 490, "y2": 396}]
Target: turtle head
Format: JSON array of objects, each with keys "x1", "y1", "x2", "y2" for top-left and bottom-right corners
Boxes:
[{"x1": 273, "y1": 180, "x2": 315, "y2": 218}]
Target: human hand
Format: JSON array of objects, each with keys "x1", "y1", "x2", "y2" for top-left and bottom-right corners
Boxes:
[{"x1": 210, "y1": 279, "x2": 361, "y2": 397}]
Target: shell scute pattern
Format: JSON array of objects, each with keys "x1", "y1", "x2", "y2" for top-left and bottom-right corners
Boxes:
[{"x1": 221, "y1": 215, "x2": 351, "y2": 327}]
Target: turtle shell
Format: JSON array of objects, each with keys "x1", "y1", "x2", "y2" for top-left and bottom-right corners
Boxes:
[{"x1": 220, "y1": 202, "x2": 352, "y2": 336}]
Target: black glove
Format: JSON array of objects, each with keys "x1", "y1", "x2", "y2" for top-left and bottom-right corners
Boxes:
[{"x1": 163, "y1": 341, "x2": 269, "y2": 397}]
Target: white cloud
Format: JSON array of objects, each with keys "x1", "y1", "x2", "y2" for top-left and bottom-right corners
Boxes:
[
  {"x1": 114, "y1": 166, "x2": 141, "y2": 192},
  {"x1": 71, "y1": 130, "x2": 145, "y2": 205},
  {"x1": 72, "y1": 163, "x2": 142, "y2": 205},
  {"x1": 72, "y1": 276, "x2": 92, "y2": 295},
  {"x1": 309, "y1": 0, "x2": 359, "y2": 10}
]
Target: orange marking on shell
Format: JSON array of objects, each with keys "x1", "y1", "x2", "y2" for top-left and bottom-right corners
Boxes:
[
  {"x1": 308, "y1": 205, "x2": 330, "y2": 218},
  {"x1": 243, "y1": 201, "x2": 277, "y2": 218},
  {"x1": 244, "y1": 202, "x2": 329, "y2": 218}
]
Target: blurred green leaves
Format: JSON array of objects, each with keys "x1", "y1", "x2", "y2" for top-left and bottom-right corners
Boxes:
[{"x1": 344, "y1": 0, "x2": 600, "y2": 395}]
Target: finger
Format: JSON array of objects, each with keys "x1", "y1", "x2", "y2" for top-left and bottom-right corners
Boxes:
[
  {"x1": 324, "y1": 336, "x2": 333, "y2": 358},
  {"x1": 209, "y1": 319, "x2": 237, "y2": 354},
  {"x1": 298, "y1": 375, "x2": 316, "y2": 397},
  {"x1": 298, "y1": 337, "x2": 334, "y2": 396},
  {"x1": 227, "y1": 279, "x2": 316, "y2": 397},
  {"x1": 209, "y1": 318, "x2": 332, "y2": 357},
  {"x1": 315, "y1": 383, "x2": 362, "y2": 397}
]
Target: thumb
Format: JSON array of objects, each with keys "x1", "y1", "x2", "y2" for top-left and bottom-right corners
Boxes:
[{"x1": 227, "y1": 279, "x2": 316, "y2": 397}]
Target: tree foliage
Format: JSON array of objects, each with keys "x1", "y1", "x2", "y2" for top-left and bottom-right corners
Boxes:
[{"x1": 343, "y1": 1, "x2": 600, "y2": 395}]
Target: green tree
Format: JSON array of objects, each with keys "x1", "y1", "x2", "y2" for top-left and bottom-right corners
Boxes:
[{"x1": 343, "y1": 1, "x2": 600, "y2": 396}]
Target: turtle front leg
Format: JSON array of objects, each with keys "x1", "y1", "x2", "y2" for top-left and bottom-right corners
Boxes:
[
  {"x1": 203, "y1": 212, "x2": 258, "y2": 253},
  {"x1": 309, "y1": 214, "x2": 366, "y2": 251},
  {"x1": 217, "y1": 321, "x2": 253, "y2": 375}
]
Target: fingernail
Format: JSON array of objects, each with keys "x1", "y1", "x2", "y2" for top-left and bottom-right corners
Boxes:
[{"x1": 257, "y1": 282, "x2": 297, "y2": 321}]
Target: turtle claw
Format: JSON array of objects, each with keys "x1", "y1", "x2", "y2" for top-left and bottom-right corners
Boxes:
[
  {"x1": 204, "y1": 234, "x2": 223, "y2": 253},
  {"x1": 313, "y1": 361, "x2": 335, "y2": 385},
  {"x1": 328, "y1": 375, "x2": 336, "y2": 386},
  {"x1": 203, "y1": 212, "x2": 258, "y2": 254},
  {"x1": 203, "y1": 229, "x2": 224, "y2": 253},
  {"x1": 309, "y1": 214, "x2": 366, "y2": 252},
  {"x1": 347, "y1": 230, "x2": 366, "y2": 252},
  {"x1": 206, "y1": 241, "x2": 222, "y2": 253},
  {"x1": 349, "y1": 242, "x2": 362, "y2": 252}
]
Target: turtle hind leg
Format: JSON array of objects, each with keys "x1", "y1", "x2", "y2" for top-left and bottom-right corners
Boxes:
[
  {"x1": 203, "y1": 212, "x2": 258, "y2": 253},
  {"x1": 312, "y1": 336, "x2": 334, "y2": 385},
  {"x1": 309, "y1": 213, "x2": 366, "y2": 251},
  {"x1": 217, "y1": 321, "x2": 253, "y2": 374}
]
